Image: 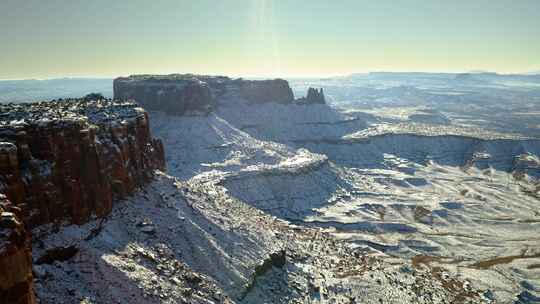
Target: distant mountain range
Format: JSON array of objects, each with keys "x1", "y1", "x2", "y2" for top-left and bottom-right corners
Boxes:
[{"x1": 2, "y1": 71, "x2": 540, "y2": 104}]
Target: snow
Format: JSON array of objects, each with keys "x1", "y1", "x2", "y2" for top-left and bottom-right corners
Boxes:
[
  {"x1": 31, "y1": 94, "x2": 540, "y2": 303},
  {"x1": 146, "y1": 99, "x2": 540, "y2": 302},
  {"x1": 33, "y1": 173, "x2": 490, "y2": 303},
  {"x1": 0, "y1": 142, "x2": 16, "y2": 153}
]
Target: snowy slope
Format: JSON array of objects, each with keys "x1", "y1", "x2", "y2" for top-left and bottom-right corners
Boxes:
[
  {"x1": 33, "y1": 172, "x2": 489, "y2": 304},
  {"x1": 147, "y1": 100, "x2": 540, "y2": 303},
  {"x1": 33, "y1": 97, "x2": 539, "y2": 303}
]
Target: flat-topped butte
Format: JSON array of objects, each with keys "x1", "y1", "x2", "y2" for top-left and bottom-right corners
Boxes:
[{"x1": 114, "y1": 74, "x2": 325, "y2": 115}]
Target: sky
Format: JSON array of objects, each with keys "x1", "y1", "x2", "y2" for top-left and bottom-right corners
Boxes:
[{"x1": 0, "y1": 0, "x2": 539, "y2": 79}]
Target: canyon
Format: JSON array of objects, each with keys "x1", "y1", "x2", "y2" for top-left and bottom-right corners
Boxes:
[{"x1": 0, "y1": 74, "x2": 539, "y2": 303}]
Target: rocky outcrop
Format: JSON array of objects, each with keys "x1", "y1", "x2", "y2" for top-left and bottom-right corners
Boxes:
[
  {"x1": 296, "y1": 87, "x2": 326, "y2": 104},
  {"x1": 114, "y1": 75, "x2": 214, "y2": 115},
  {"x1": 0, "y1": 99, "x2": 165, "y2": 228},
  {"x1": 0, "y1": 195, "x2": 35, "y2": 304},
  {"x1": 113, "y1": 74, "x2": 295, "y2": 115},
  {"x1": 237, "y1": 79, "x2": 294, "y2": 104},
  {"x1": 0, "y1": 99, "x2": 165, "y2": 303}
]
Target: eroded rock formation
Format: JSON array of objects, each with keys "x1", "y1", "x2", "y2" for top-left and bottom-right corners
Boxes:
[
  {"x1": 0, "y1": 99, "x2": 165, "y2": 228},
  {"x1": 113, "y1": 74, "x2": 295, "y2": 115},
  {"x1": 296, "y1": 87, "x2": 326, "y2": 104},
  {"x1": 0, "y1": 98, "x2": 165, "y2": 302},
  {"x1": 0, "y1": 195, "x2": 35, "y2": 304}
]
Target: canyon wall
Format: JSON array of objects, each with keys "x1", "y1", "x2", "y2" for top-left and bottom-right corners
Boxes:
[
  {"x1": 0, "y1": 195, "x2": 35, "y2": 304},
  {"x1": 114, "y1": 75, "x2": 214, "y2": 115},
  {"x1": 0, "y1": 99, "x2": 165, "y2": 303},
  {"x1": 0, "y1": 99, "x2": 165, "y2": 228},
  {"x1": 113, "y1": 74, "x2": 295, "y2": 115},
  {"x1": 237, "y1": 79, "x2": 294, "y2": 104}
]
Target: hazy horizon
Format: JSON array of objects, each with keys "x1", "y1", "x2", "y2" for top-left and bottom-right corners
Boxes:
[
  {"x1": 1, "y1": 0, "x2": 539, "y2": 79},
  {"x1": 1, "y1": 69, "x2": 540, "y2": 82}
]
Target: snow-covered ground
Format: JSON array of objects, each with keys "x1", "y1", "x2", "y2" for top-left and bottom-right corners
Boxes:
[
  {"x1": 33, "y1": 172, "x2": 490, "y2": 303},
  {"x1": 145, "y1": 98, "x2": 540, "y2": 303},
  {"x1": 31, "y1": 80, "x2": 540, "y2": 303}
]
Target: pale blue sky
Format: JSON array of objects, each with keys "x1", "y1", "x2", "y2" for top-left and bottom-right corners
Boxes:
[{"x1": 0, "y1": 0, "x2": 539, "y2": 79}]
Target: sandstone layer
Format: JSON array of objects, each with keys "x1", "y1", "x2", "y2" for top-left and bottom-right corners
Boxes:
[
  {"x1": 0, "y1": 194, "x2": 35, "y2": 304},
  {"x1": 0, "y1": 99, "x2": 166, "y2": 228},
  {"x1": 113, "y1": 74, "x2": 296, "y2": 115},
  {"x1": 0, "y1": 98, "x2": 165, "y2": 303}
]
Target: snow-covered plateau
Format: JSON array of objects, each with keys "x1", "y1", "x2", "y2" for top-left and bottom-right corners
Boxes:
[{"x1": 28, "y1": 73, "x2": 540, "y2": 303}]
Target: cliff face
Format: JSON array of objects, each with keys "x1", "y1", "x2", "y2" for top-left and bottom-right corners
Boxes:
[
  {"x1": 237, "y1": 79, "x2": 294, "y2": 104},
  {"x1": 113, "y1": 74, "x2": 295, "y2": 115},
  {"x1": 0, "y1": 195, "x2": 35, "y2": 304},
  {"x1": 0, "y1": 99, "x2": 165, "y2": 303},
  {"x1": 0, "y1": 99, "x2": 165, "y2": 228},
  {"x1": 114, "y1": 75, "x2": 214, "y2": 115}
]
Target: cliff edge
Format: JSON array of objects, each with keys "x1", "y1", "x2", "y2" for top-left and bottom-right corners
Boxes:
[
  {"x1": 0, "y1": 98, "x2": 166, "y2": 228},
  {"x1": 113, "y1": 74, "x2": 296, "y2": 115}
]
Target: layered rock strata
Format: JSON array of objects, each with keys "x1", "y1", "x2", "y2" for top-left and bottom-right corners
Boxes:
[
  {"x1": 0, "y1": 99, "x2": 165, "y2": 228},
  {"x1": 0, "y1": 194, "x2": 35, "y2": 304},
  {"x1": 113, "y1": 74, "x2": 295, "y2": 115},
  {"x1": 0, "y1": 99, "x2": 165, "y2": 303}
]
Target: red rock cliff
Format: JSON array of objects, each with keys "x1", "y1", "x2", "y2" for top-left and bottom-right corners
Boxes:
[
  {"x1": 0, "y1": 99, "x2": 166, "y2": 228},
  {"x1": 0, "y1": 194, "x2": 35, "y2": 304}
]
